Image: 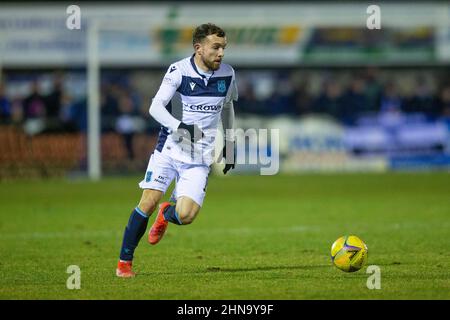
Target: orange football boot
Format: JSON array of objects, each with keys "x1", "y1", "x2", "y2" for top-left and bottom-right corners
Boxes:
[
  {"x1": 116, "y1": 260, "x2": 135, "y2": 278},
  {"x1": 148, "y1": 202, "x2": 171, "y2": 245}
]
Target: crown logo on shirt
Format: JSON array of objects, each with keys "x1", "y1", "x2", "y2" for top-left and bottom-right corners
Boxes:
[
  {"x1": 189, "y1": 82, "x2": 196, "y2": 91},
  {"x1": 217, "y1": 80, "x2": 226, "y2": 93}
]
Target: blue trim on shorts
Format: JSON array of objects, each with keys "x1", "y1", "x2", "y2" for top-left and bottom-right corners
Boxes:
[{"x1": 156, "y1": 126, "x2": 169, "y2": 152}]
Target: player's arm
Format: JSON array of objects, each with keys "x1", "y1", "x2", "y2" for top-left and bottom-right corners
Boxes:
[
  {"x1": 149, "y1": 65, "x2": 202, "y2": 142},
  {"x1": 221, "y1": 101, "x2": 236, "y2": 174},
  {"x1": 149, "y1": 65, "x2": 181, "y2": 131},
  {"x1": 221, "y1": 71, "x2": 238, "y2": 174},
  {"x1": 221, "y1": 100, "x2": 235, "y2": 142},
  {"x1": 222, "y1": 68, "x2": 238, "y2": 139}
]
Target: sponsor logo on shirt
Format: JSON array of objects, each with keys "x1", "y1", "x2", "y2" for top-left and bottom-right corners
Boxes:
[
  {"x1": 183, "y1": 103, "x2": 222, "y2": 113},
  {"x1": 154, "y1": 175, "x2": 168, "y2": 184}
]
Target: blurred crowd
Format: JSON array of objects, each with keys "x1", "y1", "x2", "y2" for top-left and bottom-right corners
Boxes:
[
  {"x1": 1, "y1": 67, "x2": 450, "y2": 150},
  {"x1": 0, "y1": 72, "x2": 151, "y2": 160},
  {"x1": 236, "y1": 68, "x2": 450, "y2": 124}
]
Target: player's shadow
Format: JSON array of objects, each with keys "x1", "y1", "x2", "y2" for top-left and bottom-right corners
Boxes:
[
  {"x1": 137, "y1": 265, "x2": 330, "y2": 276},
  {"x1": 204, "y1": 265, "x2": 329, "y2": 273},
  {"x1": 135, "y1": 264, "x2": 330, "y2": 276}
]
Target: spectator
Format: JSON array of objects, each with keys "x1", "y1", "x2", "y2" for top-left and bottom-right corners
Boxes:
[
  {"x1": 101, "y1": 83, "x2": 120, "y2": 132},
  {"x1": 46, "y1": 75, "x2": 64, "y2": 118},
  {"x1": 0, "y1": 82, "x2": 12, "y2": 123},
  {"x1": 60, "y1": 94, "x2": 79, "y2": 132},
  {"x1": 45, "y1": 74, "x2": 65, "y2": 131},
  {"x1": 23, "y1": 80, "x2": 46, "y2": 120},
  {"x1": 293, "y1": 81, "x2": 313, "y2": 116},
  {"x1": 342, "y1": 77, "x2": 368, "y2": 125},
  {"x1": 363, "y1": 67, "x2": 382, "y2": 113},
  {"x1": 69, "y1": 97, "x2": 88, "y2": 132},
  {"x1": 116, "y1": 93, "x2": 140, "y2": 160},
  {"x1": 380, "y1": 82, "x2": 402, "y2": 113},
  {"x1": 10, "y1": 97, "x2": 24, "y2": 125},
  {"x1": 22, "y1": 80, "x2": 47, "y2": 135},
  {"x1": 313, "y1": 80, "x2": 345, "y2": 121},
  {"x1": 404, "y1": 76, "x2": 438, "y2": 118},
  {"x1": 235, "y1": 80, "x2": 260, "y2": 115},
  {"x1": 437, "y1": 85, "x2": 450, "y2": 120},
  {"x1": 266, "y1": 78, "x2": 297, "y2": 116}
]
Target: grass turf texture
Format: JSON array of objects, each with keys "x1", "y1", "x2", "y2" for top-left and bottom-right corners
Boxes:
[{"x1": 0, "y1": 173, "x2": 449, "y2": 299}]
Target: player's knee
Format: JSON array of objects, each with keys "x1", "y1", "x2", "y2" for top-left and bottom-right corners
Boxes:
[
  {"x1": 138, "y1": 190, "x2": 164, "y2": 215},
  {"x1": 180, "y1": 214, "x2": 195, "y2": 225},
  {"x1": 178, "y1": 208, "x2": 199, "y2": 225},
  {"x1": 137, "y1": 200, "x2": 157, "y2": 216},
  {"x1": 137, "y1": 197, "x2": 158, "y2": 215}
]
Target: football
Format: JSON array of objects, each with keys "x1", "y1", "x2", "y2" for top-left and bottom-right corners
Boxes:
[{"x1": 331, "y1": 235, "x2": 368, "y2": 272}]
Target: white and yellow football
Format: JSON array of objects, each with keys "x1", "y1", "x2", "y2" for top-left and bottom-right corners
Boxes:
[{"x1": 331, "y1": 235, "x2": 368, "y2": 272}]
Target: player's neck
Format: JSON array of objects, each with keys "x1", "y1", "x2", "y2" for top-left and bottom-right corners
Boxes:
[{"x1": 194, "y1": 54, "x2": 213, "y2": 74}]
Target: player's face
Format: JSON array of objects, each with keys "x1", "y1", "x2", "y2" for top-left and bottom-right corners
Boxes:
[{"x1": 196, "y1": 34, "x2": 227, "y2": 71}]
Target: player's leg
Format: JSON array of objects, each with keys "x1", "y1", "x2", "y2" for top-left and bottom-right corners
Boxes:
[
  {"x1": 116, "y1": 151, "x2": 176, "y2": 277},
  {"x1": 119, "y1": 189, "x2": 163, "y2": 257},
  {"x1": 116, "y1": 189, "x2": 164, "y2": 278},
  {"x1": 169, "y1": 196, "x2": 201, "y2": 225},
  {"x1": 148, "y1": 164, "x2": 209, "y2": 245}
]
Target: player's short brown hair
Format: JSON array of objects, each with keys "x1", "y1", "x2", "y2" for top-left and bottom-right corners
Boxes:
[{"x1": 192, "y1": 23, "x2": 226, "y2": 46}]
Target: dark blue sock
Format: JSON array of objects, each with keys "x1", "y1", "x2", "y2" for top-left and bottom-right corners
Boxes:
[
  {"x1": 163, "y1": 205, "x2": 183, "y2": 225},
  {"x1": 119, "y1": 207, "x2": 149, "y2": 261}
]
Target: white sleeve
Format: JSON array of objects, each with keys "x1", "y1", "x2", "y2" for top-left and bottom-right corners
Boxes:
[
  {"x1": 149, "y1": 64, "x2": 182, "y2": 132},
  {"x1": 225, "y1": 68, "x2": 238, "y2": 104},
  {"x1": 221, "y1": 101, "x2": 235, "y2": 141}
]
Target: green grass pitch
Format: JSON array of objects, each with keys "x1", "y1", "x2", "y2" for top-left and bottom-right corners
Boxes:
[{"x1": 0, "y1": 173, "x2": 449, "y2": 299}]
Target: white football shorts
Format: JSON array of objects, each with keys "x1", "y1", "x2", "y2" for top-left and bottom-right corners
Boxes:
[{"x1": 138, "y1": 150, "x2": 210, "y2": 206}]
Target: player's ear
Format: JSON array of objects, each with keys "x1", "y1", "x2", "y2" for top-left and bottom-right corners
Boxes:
[{"x1": 193, "y1": 42, "x2": 202, "y2": 55}]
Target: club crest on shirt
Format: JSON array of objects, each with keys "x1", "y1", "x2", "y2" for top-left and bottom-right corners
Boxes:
[{"x1": 217, "y1": 80, "x2": 226, "y2": 93}]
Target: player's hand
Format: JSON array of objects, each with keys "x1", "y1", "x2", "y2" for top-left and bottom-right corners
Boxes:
[
  {"x1": 222, "y1": 140, "x2": 235, "y2": 175},
  {"x1": 176, "y1": 122, "x2": 204, "y2": 143}
]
